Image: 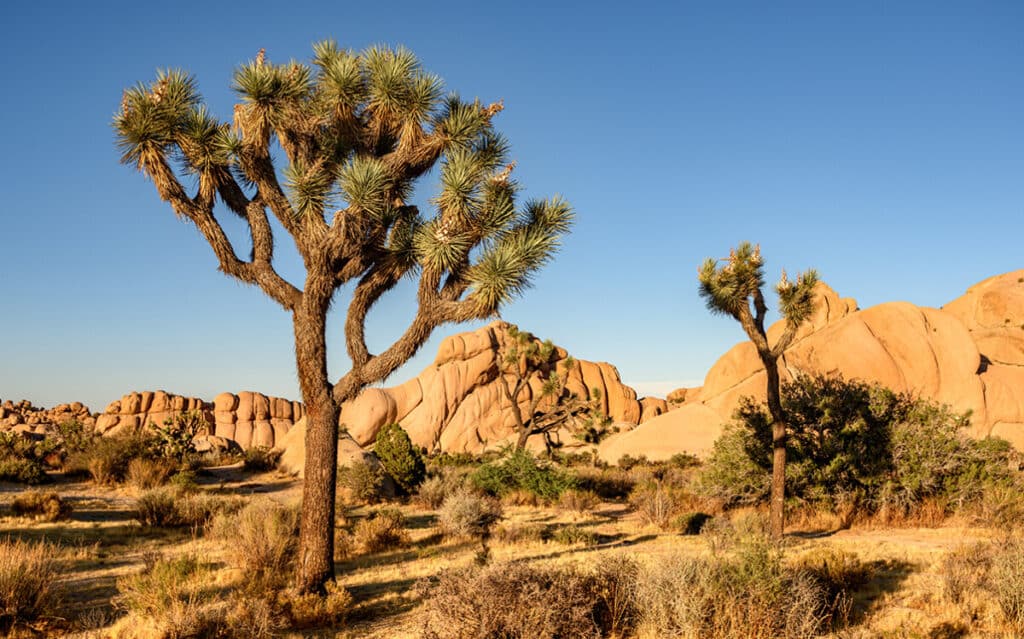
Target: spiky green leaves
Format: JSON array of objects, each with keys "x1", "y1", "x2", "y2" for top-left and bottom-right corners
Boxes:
[
  {"x1": 232, "y1": 57, "x2": 312, "y2": 104},
  {"x1": 776, "y1": 269, "x2": 820, "y2": 327},
  {"x1": 698, "y1": 241, "x2": 767, "y2": 318},
  {"x1": 114, "y1": 69, "x2": 201, "y2": 170},
  {"x1": 466, "y1": 197, "x2": 573, "y2": 314},
  {"x1": 337, "y1": 156, "x2": 392, "y2": 220},
  {"x1": 285, "y1": 159, "x2": 333, "y2": 219}
]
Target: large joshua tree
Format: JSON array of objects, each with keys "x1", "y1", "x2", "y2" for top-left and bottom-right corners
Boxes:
[
  {"x1": 114, "y1": 42, "x2": 573, "y2": 592},
  {"x1": 698, "y1": 242, "x2": 817, "y2": 538}
]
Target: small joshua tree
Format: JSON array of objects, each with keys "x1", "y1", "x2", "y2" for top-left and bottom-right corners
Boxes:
[
  {"x1": 115, "y1": 42, "x2": 572, "y2": 593},
  {"x1": 496, "y1": 325, "x2": 602, "y2": 451},
  {"x1": 698, "y1": 242, "x2": 818, "y2": 538}
]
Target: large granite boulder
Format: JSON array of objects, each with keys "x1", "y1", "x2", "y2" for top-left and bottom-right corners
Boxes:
[{"x1": 599, "y1": 272, "x2": 1024, "y2": 463}]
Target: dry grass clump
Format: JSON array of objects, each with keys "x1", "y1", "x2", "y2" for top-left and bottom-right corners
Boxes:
[
  {"x1": 0, "y1": 538, "x2": 62, "y2": 633},
  {"x1": 573, "y1": 466, "x2": 635, "y2": 501},
  {"x1": 115, "y1": 553, "x2": 217, "y2": 637},
  {"x1": 438, "y1": 489, "x2": 502, "y2": 562},
  {"x1": 353, "y1": 508, "x2": 409, "y2": 554},
  {"x1": 936, "y1": 537, "x2": 1024, "y2": 634},
  {"x1": 415, "y1": 471, "x2": 464, "y2": 509},
  {"x1": 135, "y1": 487, "x2": 244, "y2": 529},
  {"x1": 494, "y1": 522, "x2": 549, "y2": 545},
  {"x1": 210, "y1": 500, "x2": 299, "y2": 587},
  {"x1": 552, "y1": 524, "x2": 598, "y2": 547},
  {"x1": 557, "y1": 488, "x2": 601, "y2": 513},
  {"x1": 633, "y1": 543, "x2": 834, "y2": 639},
  {"x1": 126, "y1": 457, "x2": 175, "y2": 490},
  {"x1": 420, "y1": 560, "x2": 633, "y2": 639},
  {"x1": 11, "y1": 491, "x2": 72, "y2": 522},
  {"x1": 243, "y1": 446, "x2": 281, "y2": 472}
]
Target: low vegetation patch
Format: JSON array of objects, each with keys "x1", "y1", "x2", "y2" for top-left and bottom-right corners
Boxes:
[
  {"x1": 0, "y1": 538, "x2": 62, "y2": 633},
  {"x1": 11, "y1": 491, "x2": 72, "y2": 522},
  {"x1": 470, "y1": 447, "x2": 576, "y2": 502},
  {"x1": 353, "y1": 508, "x2": 409, "y2": 554}
]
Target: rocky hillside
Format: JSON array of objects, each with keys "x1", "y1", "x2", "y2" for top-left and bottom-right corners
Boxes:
[{"x1": 599, "y1": 270, "x2": 1024, "y2": 463}]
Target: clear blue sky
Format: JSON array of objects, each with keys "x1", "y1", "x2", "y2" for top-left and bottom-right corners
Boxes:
[{"x1": 2, "y1": 1, "x2": 1021, "y2": 411}]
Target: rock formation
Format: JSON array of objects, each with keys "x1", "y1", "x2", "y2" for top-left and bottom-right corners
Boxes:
[
  {"x1": 599, "y1": 270, "x2": 1024, "y2": 462},
  {"x1": 0, "y1": 399, "x2": 95, "y2": 436},
  {"x1": 94, "y1": 390, "x2": 303, "y2": 449},
  {"x1": 277, "y1": 321, "x2": 667, "y2": 473}
]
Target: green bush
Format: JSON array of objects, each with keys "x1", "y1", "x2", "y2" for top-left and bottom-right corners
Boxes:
[
  {"x1": 68, "y1": 434, "x2": 157, "y2": 485},
  {"x1": 374, "y1": 423, "x2": 425, "y2": 494},
  {"x1": 470, "y1": 448, "x2": 576, "y2": 501},
  {"x1": 700, "y1": 374, "x2": 1019, "y2": 518},
  {"x1": 152, "y1": 411, "x2": 206, "y2": 464},
  {"x1": 337, "y1": 458, "x2": 389, "y2": 505},
  {"x1": 0, "y1": 432, "x2": 57, "y2": 484}
]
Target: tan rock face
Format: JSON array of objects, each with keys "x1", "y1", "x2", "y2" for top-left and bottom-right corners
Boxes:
[
  {"x1": 600, "y1": 274, "x2": 1024, "y2": 463},
  {"x1": 93, "y1": 390, "x2": 303, "y2": 450},
  {"x1": 278, "y1": 321, "x2": 656, "y2": 467},
  {"x1": 0, "y1": 399, "x2": 95, "y2": 437}
]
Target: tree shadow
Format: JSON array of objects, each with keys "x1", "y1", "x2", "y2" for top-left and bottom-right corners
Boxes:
[{"x1": 850, "y1": 558, "x2": 917, "y2": 623}]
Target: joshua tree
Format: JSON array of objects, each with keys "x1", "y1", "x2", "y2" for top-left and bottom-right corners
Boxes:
[
  {"x1": 698, "y1": 242, "x2": 817, "y2": 538},
  {"x1": 114, "y1": 42, "x2": 572, "y2": 592},
  {"x1": 496, "y1": 325, "x2": 605, "y2": 451}
]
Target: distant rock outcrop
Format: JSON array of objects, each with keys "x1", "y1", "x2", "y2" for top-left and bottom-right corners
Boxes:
[
  {"x1": 0, "y1": 399, "x2": 95, "y2": 436},
  {"x1": 277, "y1": 321, "x2": 665, "y2": 473},
  {"x1": 599, "y1": 271, "x2": 1024, "y2": 462},
  {"x1": 94, "y1": 390, "x2": 303, "y2": 450}
]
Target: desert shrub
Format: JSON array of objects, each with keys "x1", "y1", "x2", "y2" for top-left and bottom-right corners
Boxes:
[
  {"x1": 617, "y1": 453, "x2": 649, "y2": 470},
  {"x1": 494, "y1": 522, "x2": 549, "y2": 545},
  {"x1": 71, "y1": 434, "x2": 157, "y2": 485},
  {"x1": 700, "y1": 375, "x2": 1019, "y2": 519},
  {"x1": 438, "y1": 489, "x2": 503, "y2": 539},
  {"x1": 0, "y1": 457, "x2": 47, "y2": 485},
  {"x1": 11, "y1": 491, "x2": 72, "y2": 521},
  {"x1": 574, "y1": 466, "x2": 635, "y2": 500},
  {"x1": 135, "y1": 488, "x2": 182, "y2": 527},
  {"x1": 991, "y1": 538, "x2": 1024, "y2": 633},
  {"x1": 630, "y1": 480, "x2": 699, "y2": 530},
  {"x1": 243, "y1": 446, "x2": 281, "y2": 472},
  {"x1": 420, "y1": 562, "x2": 609, "y2": 639},
  {"x1": 337, "y1": 458, "x2": 388, "y2": 505},
  {"x1": 415, "y1": 471, "x2": 464, "y2": 509},
  {"x1": 438, "y1": 489, "x2": 502, "y2": 563},
  {"x1": 552, "y1": 524, "x2": 598, "y2": 546},
  {"x1": 790, "y1": 547, "x2": 870, "y2": 624},
  {"x1": 470, "y1": 447, "x2": 576, "y2": 501},
  {"x1": 675, "y1": 511, "x2": 713, "y2": 535},
  {"x1": 0, "y1": 538, "x2": 62, "y2": 631},
  {"x1": 220, "y1": 593, "x2": 281, "y2": 638},
  {"x1": 211, "y1": 500, "x2": 299, "y2": 588},
  {"x1": 136, "y1": 487, "x2": 242, "y2": 529},
  {"x1": 374, "y1": 422, "x2": 426, "y2": 494},
  {"x1": 353, "y1": 508, "x2": 409, "y2": 554},
  {"x1": 558, "y1": 488, "x2": 601, "y2": 513},
  {"x1": 115, "y1": 553, "x2": 220, "y2": 637},
  {"x1": 151, "y1": 411, "x2": 206, "y2": 464},
  {"x1": 280, "y1": 580, "x2": 352, "y2": 629},
  {"x1": 168, "y1": 469, "x2": 198, "y2": 490},
  {"x1": 126, "y1": 457, "x2": 175, "y2": 490},
  {"x1": 0, "y1": 432, "x2": 56, "y2": 484},
  {"x1": 940, "y1": 543, "x2": 993, "y2": 605},
  {"x1": 634, "y1": 540, "x2": 835, "y2": 639},
  {"x1": 55, "y1": 418, "x2": 97, "y2": 454}
]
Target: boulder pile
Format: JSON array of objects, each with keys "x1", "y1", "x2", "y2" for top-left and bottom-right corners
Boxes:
[
  {"x1": 0, "y1": 399, "x2": 95, "y2": 436},
  {"x1": 598, "y1": 270, "x2": 1024, "y2": 462}
]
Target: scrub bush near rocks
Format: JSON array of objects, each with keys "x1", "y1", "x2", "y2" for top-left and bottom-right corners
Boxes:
[
  {"x1": 374, "y1": 422, "x2": 426, "y2": 494},
  {"x1": 470, "y1": 447, "x2": 576, "y2": 501}
]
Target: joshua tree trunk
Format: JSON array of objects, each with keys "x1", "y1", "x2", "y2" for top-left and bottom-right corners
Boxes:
[
  {"x1": 762, "y1": 355, "x2": 787, "y2": 539},
  {"x1": 294, "y1": 280, "x2": 339, "y2": 594}
]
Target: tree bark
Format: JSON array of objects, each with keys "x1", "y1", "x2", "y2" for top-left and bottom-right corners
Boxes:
[
  {"x1": 294, "y1": 280, "x2": 340, "y2": 594},
  {"x1": 762, "y1": 354, "x2": 787, "y2": 539}
]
